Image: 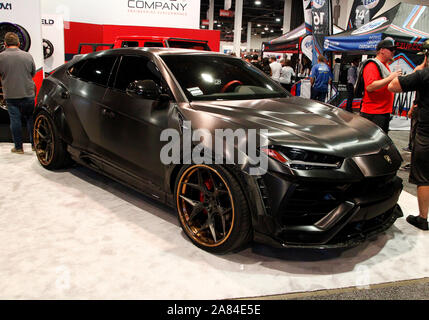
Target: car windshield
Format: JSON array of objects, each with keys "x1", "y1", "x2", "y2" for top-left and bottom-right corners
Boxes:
[{"x1": 160, "y1": 54, "x2": 289, "y2": 101}]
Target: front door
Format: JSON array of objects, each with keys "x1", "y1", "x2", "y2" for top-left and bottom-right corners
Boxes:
[{"x1": 100, "y1": 54, "x2": 172, "y2": 183}]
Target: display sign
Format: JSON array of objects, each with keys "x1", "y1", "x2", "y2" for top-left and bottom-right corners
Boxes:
[
  {"x1": 311, "y1": 0, "x2": 332, "y2": 63},
  {"x1": 219, "y1": 9, "x2": 234, "y2": 17},
  {"x1": 301, "y1": 35, "x2": 313, "y2": 62},
  {"x1": 202, "y1": 19, "x2": 209, "y2": 26},
  {"x1": 0, "y1": 0, "x2": 44, "y2": 88},
  {"x1": 42, "y1": 14, "x2": 65, "y2": 73},
  {"x1": 41, "y1": 0, "x2": 200, "y2": 29},
  {"x1": 347, "y1": 0, "x2": 386, "y2": 30},
  {"x1": 324, "y1": 33, "x2": 382, "y2": 51}
]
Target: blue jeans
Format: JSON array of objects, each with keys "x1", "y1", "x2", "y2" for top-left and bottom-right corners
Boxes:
[
  {"x1": 310, "y1": 88, "x2": 327, "y2": 102},
  {"x1": 6, "y1": 97, "x2": 35, "y2": 149}
]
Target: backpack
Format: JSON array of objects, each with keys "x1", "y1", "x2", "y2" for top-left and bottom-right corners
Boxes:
[{"x1": 354, "y1": 59, "x2": 383, "y2": 98}]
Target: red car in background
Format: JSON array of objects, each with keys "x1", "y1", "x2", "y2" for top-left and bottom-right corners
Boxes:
[{"x1": 78, "y1": 36, "x2": 211, "y2": 54}]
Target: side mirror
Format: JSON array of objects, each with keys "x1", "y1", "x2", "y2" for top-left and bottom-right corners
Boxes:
[{"x1": 126, "y1": 80, "x2": 162, "y2": 100}]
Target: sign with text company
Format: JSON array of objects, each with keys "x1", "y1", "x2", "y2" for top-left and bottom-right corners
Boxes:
[{"x1": 41, "y1": 0, "x2": 200, "y2": 29}]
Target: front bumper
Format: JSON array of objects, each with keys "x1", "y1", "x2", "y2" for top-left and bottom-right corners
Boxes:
[{"x1": 253, "y1": 173, "x2": 403, "y2": 249}]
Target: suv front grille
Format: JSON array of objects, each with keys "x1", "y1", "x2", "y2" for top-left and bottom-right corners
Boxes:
[{"x1": 279, "y1": 174, "x2": 397, "y2": 227}]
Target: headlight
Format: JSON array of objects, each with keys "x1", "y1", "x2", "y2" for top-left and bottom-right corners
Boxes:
[{"x1": 261, "y1": 146, "x2": 343, "y2": 170}]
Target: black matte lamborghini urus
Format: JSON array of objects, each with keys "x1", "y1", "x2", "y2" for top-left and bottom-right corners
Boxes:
[{"x1": 35, "y1": 48, "x2": 403, "y2": 254}]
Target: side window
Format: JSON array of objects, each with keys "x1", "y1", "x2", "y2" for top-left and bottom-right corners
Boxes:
[
  {"x1": 121, "y1": 41, "x2": 139, "y2": 48},
  {"x1": 113, "y1": 56, "x2": 161, "y2": 91},
  {"x1": 144, "y1": 41, "x2": 164, "y2": 47},
  {"x1": 78, "y1": 56, "x2": 116, "y2": 86},
  {"x1": 68, "y1": 60, "x2": 87, "y2": 77}
]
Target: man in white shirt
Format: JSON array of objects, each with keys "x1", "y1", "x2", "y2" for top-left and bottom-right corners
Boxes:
[
  {"x1": 279, "y1": 59, "x2": 296, "y2": 91},
  {"x1": 269, "y1": 57, "x2": 282, "y2": 82}
]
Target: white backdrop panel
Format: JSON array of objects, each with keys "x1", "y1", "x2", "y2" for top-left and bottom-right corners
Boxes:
[
  {"x1": 41, "y1": 0, "x2": 200, "y2": 29},
  {"x1": 0, "y1": 0, "x2": 44, "y2": 70}
]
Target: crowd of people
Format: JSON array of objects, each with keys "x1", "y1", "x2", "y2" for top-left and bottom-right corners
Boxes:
[{"x1": 240, "y1": 52, "x2": 313, "y2": 92}]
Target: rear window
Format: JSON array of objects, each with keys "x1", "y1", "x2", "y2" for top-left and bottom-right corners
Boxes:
[
  {"x1": 144, "y1": 41, "x2": 164, "y2": 47},
  {"x1": 121, "y1": 41, "x2": 139, "y2": 48},
  {"x1": 68, "y1": 60, "x2": 87, "y2": 77},
  {"x1": 71, "y1": 56, "x2": 116, "y2": 87},
  {"x1": 167, "y1": 40, "x2": 210, "y2": 51}
]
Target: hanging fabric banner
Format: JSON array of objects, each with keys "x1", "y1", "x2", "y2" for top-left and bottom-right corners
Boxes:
[
  {"x1": 311, "y1": 0, "x2": 332, "y2": 63},
  {"x1": 303, "y1": 0, "x2": 313, "y2": 33},
  {"x1": 346, "y1": 0, "x2": 386, "y2": 30}
]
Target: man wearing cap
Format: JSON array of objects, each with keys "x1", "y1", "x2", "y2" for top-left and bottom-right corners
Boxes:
[
  {"x1": 388, "y1": 52, "x2": 429, "y2": 231},
  {"x1": 0, "y1": 32, "x2": 36, "y2": 154},
  {"x1": 360, "y1": 38, "x2": 402, "y2": 133}
]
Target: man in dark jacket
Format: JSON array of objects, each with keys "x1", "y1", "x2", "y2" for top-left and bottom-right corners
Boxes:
[
  {"x1": 0, "y1": 32, "x2": 36, "y2": 154},
  {"x1": 388, "y1": 54, "x2": 429, "y2": 231}
]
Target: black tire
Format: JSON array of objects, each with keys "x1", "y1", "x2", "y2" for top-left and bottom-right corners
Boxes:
[
  {"x1": 33, "y1": 111, "x2": 71, "y2": 170},
  {"x1": 16, "y1": 24, "x2": 31, "y2": 52},
  {"x1": 174, "y1": 164, "x2": 252, "y2": 254},
  {"x1": 43, "y1": 38, "x2": 54, "y2": 59}
]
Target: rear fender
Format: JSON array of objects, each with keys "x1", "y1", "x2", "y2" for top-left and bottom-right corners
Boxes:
[{"x1": 34, "y1": 105, "x2": 73, "y2": 145}]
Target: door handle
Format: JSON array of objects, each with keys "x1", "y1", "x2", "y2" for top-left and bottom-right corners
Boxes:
[{"x1": 101, "y1": 108, "x2": 116, "y2": 119}]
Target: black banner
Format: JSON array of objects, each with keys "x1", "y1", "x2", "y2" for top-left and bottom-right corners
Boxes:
[
  {"x1": 311, "y1": 0, "x2": 332, "y2": 63},
  {"x1": 347, "y1": 0, "x2": 386, "y2": 30}
]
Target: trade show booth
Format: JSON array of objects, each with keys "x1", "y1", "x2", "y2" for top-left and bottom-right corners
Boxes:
[
  {"x1": 324, "y1": 3, "x2": 429, "y2": 127},
  {"x1": 261, "y1": 24, "x2": 344, "y2": 100}
]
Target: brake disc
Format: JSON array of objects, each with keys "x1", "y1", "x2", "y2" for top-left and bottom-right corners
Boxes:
[
  {"x1": 0, "y1": 22, "x2": 31, "y2": 53},
  {"x1": 43, "y1": 38, "x2": 54, "y2": 59}
]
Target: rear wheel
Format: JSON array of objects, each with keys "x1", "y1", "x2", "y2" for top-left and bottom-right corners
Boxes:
[
  {"x1": 33, "y1": 111, "x2": 71, "y2": 170},
  {"x1": 175, "y1": 164, "x2": 252, "y2": 254}
]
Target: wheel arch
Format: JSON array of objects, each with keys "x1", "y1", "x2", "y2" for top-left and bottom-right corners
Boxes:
[
  {"x1": 167, "y1": 161, "x2": 262, "y2": 230},
  {"x1": 34, "y1": 104, "x2": 73, "y2": 145}
]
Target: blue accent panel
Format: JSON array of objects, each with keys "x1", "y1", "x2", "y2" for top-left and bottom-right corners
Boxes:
[{"x1": 324, "y1": 33, "x2": 382, "y2": 52}]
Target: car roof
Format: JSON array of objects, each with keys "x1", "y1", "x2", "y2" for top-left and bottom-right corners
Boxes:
[
  {"x1": 84, "y1": 47, "x2": 232, "y2": 58},
  {"x1": 115, "y1": 36, "x2": 208, "y2": 43}
]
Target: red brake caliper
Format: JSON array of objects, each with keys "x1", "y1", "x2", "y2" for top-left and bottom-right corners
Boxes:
[{"x1": 200, "y1": 179, "x2": 213, "y2": 215}]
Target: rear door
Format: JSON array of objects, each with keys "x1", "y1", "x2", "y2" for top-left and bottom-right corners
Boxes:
[
  {"x1": 100, "y1": 53, "x2": 172, "y2": 183},
  {"x1": 66, "y1": 55, "x2": 117, "y2": 152}
]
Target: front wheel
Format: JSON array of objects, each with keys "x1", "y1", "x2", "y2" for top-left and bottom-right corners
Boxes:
[
  {"x1": 175, "y1": 164, "x2": 252, "y2": 254},
  {"x1": 33, "y1": 111, "x2": 71, "y2": 170}
]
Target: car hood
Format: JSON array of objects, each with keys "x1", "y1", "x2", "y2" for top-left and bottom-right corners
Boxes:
[{"x1": 187, "y1": 96, "x2": 393, "y2": 158}]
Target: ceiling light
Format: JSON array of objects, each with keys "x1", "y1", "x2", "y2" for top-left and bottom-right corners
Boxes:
[
  {"x1": 276, "y1": 18, "x2": 281, "y2": 22},
  {"x1": 262, "y1": 31, "x2": 265, "y2": 34},
  {"x1": 217, "y1": 24, "x2": 221, "y2": 27},
  {"x1": 255, "y1": 0, "x2": 262, "y2": 5},
  {"x1": 271, "y1": 30, "x2": 274, "y2": 32},
  {"x1": 264, "y1": 27, "x2": 269, "y2": 30}
]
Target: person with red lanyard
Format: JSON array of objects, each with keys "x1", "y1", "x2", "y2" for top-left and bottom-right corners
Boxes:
[{"x1": 360, "y1": 38, "x2": 402, "y2": 133}]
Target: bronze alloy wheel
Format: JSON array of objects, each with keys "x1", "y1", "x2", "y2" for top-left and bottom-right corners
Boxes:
[
  {"x1": 176, "y1": 165, "x2": 235, "y2": 248},
  {"x1": 34, "y1": 113, "x2": 55, "y2": 166}
]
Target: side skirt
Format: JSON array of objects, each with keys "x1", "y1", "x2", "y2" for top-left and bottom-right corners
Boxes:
[{"x1": 67, "y1": 145, "x2": 173, "y2": 208}]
